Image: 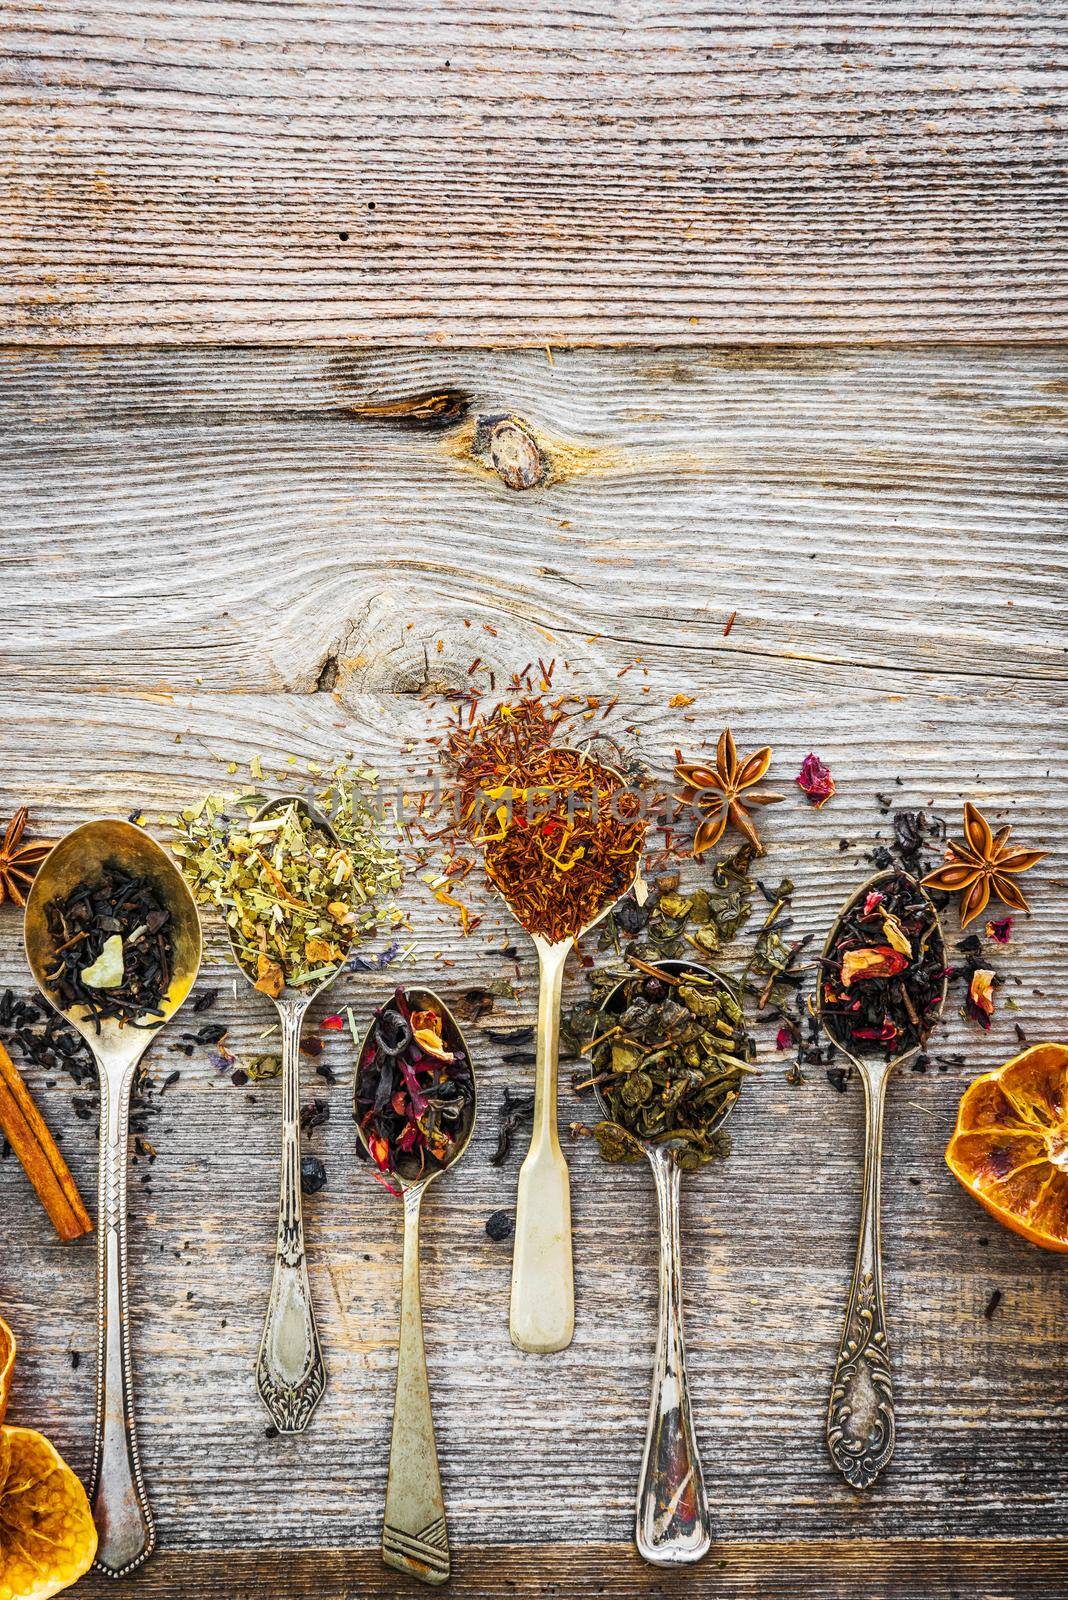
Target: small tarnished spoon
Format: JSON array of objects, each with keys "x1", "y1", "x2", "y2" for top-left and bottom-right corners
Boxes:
[
  {"x1": 233, "y1": 795, "x2": 351, "y2": 1434},
  {"x1": 354, "y1": 989, "x2": 476, "y2": 1587},
  {"x1": 594, "y1": 958, "x2": 745, "y2": 1567},
  {"x1": 25, "y1": 820, "x2": 202, "y2": 1577},
  {"x1": 819, "y1": 869, "x2": 947, "y2": 1490}
]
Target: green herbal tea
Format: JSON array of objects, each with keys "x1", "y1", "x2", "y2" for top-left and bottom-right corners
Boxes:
[{"x1": 583, "y1": 960, "x2": 754, "y2": 1170}]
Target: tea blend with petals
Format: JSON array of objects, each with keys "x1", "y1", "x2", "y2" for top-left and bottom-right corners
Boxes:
[
  {"x1": 821, "y1": 873, "x2": 945, "y2": 1058},
  {"x1": 580, "y1": 962, "x2": 753, "y2": 1171},
  {"x1": 173, "y1": 776, "x2": 401, "y2": 997},
  {"x1": 355, "y1": 989, "x2": 474, "y2": 1188},
  {"x1": 43, "y1": 867, "x2": 174, "y2": 1029},
  {"x1": 441, "y1": 698, "x2": 647, "y2": 943}
]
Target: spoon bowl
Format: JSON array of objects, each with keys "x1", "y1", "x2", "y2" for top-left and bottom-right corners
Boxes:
[
  {"x1": 25, "y1": 819, "x2": 202, "y2": 1577},
  {"x1": 592, "y1": 957, "x2": 745, "y2": 1566},
  {"x1": 818, "y1": 868, "x2": 947, "y2": 1490},
  {"x1": 354, "y1": 988, "x2": 476, "y2": 1587},
  {"x1": 230, "y1": 793, "x2": 355, "y2": 1433}
]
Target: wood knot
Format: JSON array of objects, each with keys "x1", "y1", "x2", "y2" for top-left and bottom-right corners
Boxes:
[{"x1": 473, "y1": 414, "x2": 545, "y2": 491}]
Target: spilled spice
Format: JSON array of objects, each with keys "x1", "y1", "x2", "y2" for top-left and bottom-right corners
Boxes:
[
  {"x1": 441, "y1": 698, "x2": 647, "y2": 942},
  {"x1": 355, "y1": 988, "x2": 475, "y2": 1190}
]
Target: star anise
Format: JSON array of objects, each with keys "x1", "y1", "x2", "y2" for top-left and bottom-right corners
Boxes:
[
  {"x1": 0, "y1": 808, "x2": 53, "y2": 907},
  {"x1": 675, "y1": 729, "x2": 783, "y2": 858},
  {"x1": 921, "y1": 802, "x2": 1045, "y2": 929}
]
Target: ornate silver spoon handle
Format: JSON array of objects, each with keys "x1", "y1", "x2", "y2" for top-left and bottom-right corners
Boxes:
[
  {"x1": 256, "y1": 997, "x2": 325, "y2": 1432},
  {"x1": 90, "y1": 1061, "x2": 155, "y2": 1576},
  {"x1": 827, "y1": 1057, "x2": 895, "y2": 1488},
  {"x1": 636, "y1": 1144, "x2": 712, "y2": 1566},
  {"x1": 383, "y1": 1183, "x2": 450, "y2": 1585}
]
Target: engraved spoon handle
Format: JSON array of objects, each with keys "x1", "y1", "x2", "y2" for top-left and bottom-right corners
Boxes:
[
  {"x1": 90, "y1": 1060, "x2": 155, "y2": 1576},
  {"x1": 636, "y1": 1144, "x2": 712, "y2": 1565},
  {"x1": 509, "y1": 935, "x2": 574, "y2": 1354},
  {"x1": 827, "y1": 1057, "x2": 895, "y2": 1488},
  {"x1": 256, "y1": 997, "x2": 325, "y2": 1431},
  {"x1": 383, "y1": 1183, "x2": 450, "y2": 1586}
]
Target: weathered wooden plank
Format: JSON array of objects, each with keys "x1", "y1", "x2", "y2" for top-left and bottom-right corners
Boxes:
[
  {"x1": 1, "y1": 345, "x2": 1066, "y2": 690},
  {"x1": 59, "y1": 1539, "x2": 1068, "y2": 1600},
  {"x1": 1, "y1": 4, "x2": 1066, "y2": 344}
]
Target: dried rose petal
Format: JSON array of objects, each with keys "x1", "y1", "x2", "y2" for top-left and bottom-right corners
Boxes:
[
  {"x1": 841, "y1": 946, "x2": 909, "y2": 987},
  {"x1": 861, "y1": 890, "x2": 885, "y2": 918},
  {"x1": 853, "y1": 1018, "x2": 898, "y2": 1045},
  {"x1": 966, "y1": 968, "x2": 996, "y2": 1029},
  {"x1": 321, "y1": 1014, "x2": 344, "y2": 1031},
  {"x1": 796, "y1": 753, "x2": 836, "y2": 808},
  {"x1": 986, "y1": 916, "x2": 1014, "y2": 944},
  {"x1": 775, "y1": 1025, "x2": 793, "y2": 1052}
]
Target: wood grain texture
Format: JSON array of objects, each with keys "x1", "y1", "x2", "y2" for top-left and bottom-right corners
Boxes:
[
  {"x1": 2, "y1": 4, "x2": 1067, "y2": 345},
  {"x1": 1, "y1": 342, "x2": 1066, "y2": 1593}
]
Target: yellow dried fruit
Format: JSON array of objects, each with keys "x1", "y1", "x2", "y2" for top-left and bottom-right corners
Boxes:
[{"x1": 0, "y1": 1313, "x2": 98, "y2": 1600}]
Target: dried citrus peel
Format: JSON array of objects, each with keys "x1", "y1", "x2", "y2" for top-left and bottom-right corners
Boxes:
[
  {"x1": 946, "y1": 1043, "x2": 1068, "y2": 1252},
  {"x1": 0, "y1": 1312, "x2": 98, "y2": 1600}
]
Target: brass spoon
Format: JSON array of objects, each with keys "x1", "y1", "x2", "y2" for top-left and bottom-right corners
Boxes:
[
  {"x1": 25, "y1": 820, "x2": 202, "y2": 1577},
  {"x1": 232, "y1": 794, "x2": 353, "y2": 1434},
  {"x1": 354, "y1": 988, "x2": 476, "y2": 1587},
  {"x1": 593, "y1": 958, "x2": 745, "y2": 1566},
  {"x1": 819, "y1": 868, "x2": 947, "y2": 1489},
  {"x1": 495, "y1": 754, "x2": 646, "y2": 1355}
]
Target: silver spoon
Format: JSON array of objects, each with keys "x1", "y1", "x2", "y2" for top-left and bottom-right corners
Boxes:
[
  {"x1": 25, "y1": 819, "x2": 202, "y2": 1577},
  {"x1": 819, "y1": 868, "x2": 947, "y2": 1489},
  {"x1": 354, "y1": 988, "x2": 476, "y2": 1587},
  {"x1": 593, "y1": 957, "x2": 747, "y2": 1566},
  {"x1": 232, "y1": 794, "x2": 353, "y2": 1433}
]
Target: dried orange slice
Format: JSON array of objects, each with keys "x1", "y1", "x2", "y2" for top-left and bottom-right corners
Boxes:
[
  {"x1": 946, "y1": 1043, "x2": 1068, "y2": 1250},
  {"x1": 0, "y1": 1316, "x2": 13, "y2": 1427},
  {"x1": 0, "y1": 1425, "x2": 98, "y2": 1599}
]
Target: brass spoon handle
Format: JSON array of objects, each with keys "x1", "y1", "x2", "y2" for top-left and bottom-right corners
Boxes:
[
  {"x1": 509, "y1": 936, "x2": 574, "y2": 1354},
  {"x1": 827, "y1": 1056, "x2": 895, "y2": 1488},
  {"x1": 636, "y1": 1143, "x2": 712, "y2": 1566},
  {"x1": 90, "y1": 1059, "x2": 155, "y2": 1576},
  {"x1": 256, "y1": 997, "x2": 325, "y2": 1432},
  {"x1": 383, "y1": 1183, "x2": 450, "y2": 1586}
]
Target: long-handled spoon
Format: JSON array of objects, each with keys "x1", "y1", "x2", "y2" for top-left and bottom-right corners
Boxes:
[
  {"x1": 819, "y1": 869, "x2": 947, "y2": 1489},
  {"x1": 25, "y1": 820, "x2": 202, "y2": 1576},
  {"x1": 354, "y1": 988, "x2": 476, "y2": 1586},
  {"x1": 593, "y1": 958, "x2": 745, "y2": 1566},
  {"x1": 234, "y1": 795, "x2": 354, "y2": 1433}
]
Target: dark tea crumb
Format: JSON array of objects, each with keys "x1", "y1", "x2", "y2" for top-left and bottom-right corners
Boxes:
[
  {"x1": 300, "y1": 1155, "x2": 327, "y2": 1195},
  {"x1": 485, "y1": 1209, "x2": 513, "y2": 1242},
  {"x1": 983, "y1": 1288, "x2": 1002, "y2": 1320}
]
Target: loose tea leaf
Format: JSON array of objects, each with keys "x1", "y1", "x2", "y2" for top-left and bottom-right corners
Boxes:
[
  {"x1": 44, "y1": 867, "x2": 175, "y2": 1030},
  {"x1": 821, "y1": 872, "x2": 945, "y2": 1058}
]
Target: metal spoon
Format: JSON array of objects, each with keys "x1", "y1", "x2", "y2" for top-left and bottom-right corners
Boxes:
[
  {"x1": 819, "y1": 868, "x2": 947, "y2": 1489},
  {"x1": 231, "y1": 794, "x2": 353, "y2": 1433},
  {"x1": 354, "y1": 988, "x2": 476, "y2": 1587},
  {"x1": 24, "y1": 819, "x2": 202, "y2": 1577},
  {"x1": 593, "y1": 957, "x2": 744, "y2": 1566}
]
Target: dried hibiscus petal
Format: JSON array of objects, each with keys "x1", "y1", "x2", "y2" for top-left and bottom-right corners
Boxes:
[
  {"x1": 853, "y1": 1018, "x2": 898, "y2": 1045},
  {"x1": 796, "y1": 753, "x2": 836, "y2": 808},
  {"x1": 966, "y1": 968, "x2": 996, "y2": 1029},
  {"x1": 986, "y1": 916, "x2": 1013, "y2": 944},
  {"x1": 840, "y1": 946, "x2": 909, "y2": 987}
]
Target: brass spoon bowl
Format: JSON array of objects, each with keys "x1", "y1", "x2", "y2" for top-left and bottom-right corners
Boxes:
[
  {"x1": 817, "y1": 867, "x2": 947, "y2": 1490},
  {"x1": 25, "y1": 819, "x2": 202, "y2": 1577},
  {"x1": 354, "y1": 988, "x2": 476, "y2": 1587},
  {"x1": 593, "y1": 958, "x2": 745, "y2": 1567},
  {"x1": 227, "y1": 794, "x2": 355, "y2": 1434}
]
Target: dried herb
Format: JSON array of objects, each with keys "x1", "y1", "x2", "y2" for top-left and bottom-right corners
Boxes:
[
  {"x1": 173, "y1": 778, "x2": 401, "y2": 996},
  {"x1": 490, "y1": 1087, "x2": 535, "y2": 1166},
  {"x1": 821, "y1": 873, "x2": 945, "y2": 1058},
  {"x1": 796, "y1": 753, "x2": 836, "y2": 808},
  {"x1": 580, "y1": 961, "x2": 753, "y2": 1171},
  {"x1": 0, "y1": 808, "x2": 53, "y2": 908},
  {"x1": 43, "y1": 867, "x2": 174, "y2": 1030},
  {"x1": 922, "y1": 802, "x2": 1045, "y2": 929},
  {"x1": 675, "y1": 730, "x2": 783, "y2": 857},
  {"x1": 441, "y1": 698, "x2": 648, "y2": 943},
  {"x1": 355, "y1": 988, "x2": 475, "y2": 1189}
]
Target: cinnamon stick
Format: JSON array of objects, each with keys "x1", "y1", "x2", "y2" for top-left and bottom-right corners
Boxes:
[{"x1": 0, "y1": 1041, "x2": 92, "y2": 1241}]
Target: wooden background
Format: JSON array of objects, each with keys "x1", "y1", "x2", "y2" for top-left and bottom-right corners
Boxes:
[{"x1": 2, "y1": 5, "x2": 1067, "y2": 1598}]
